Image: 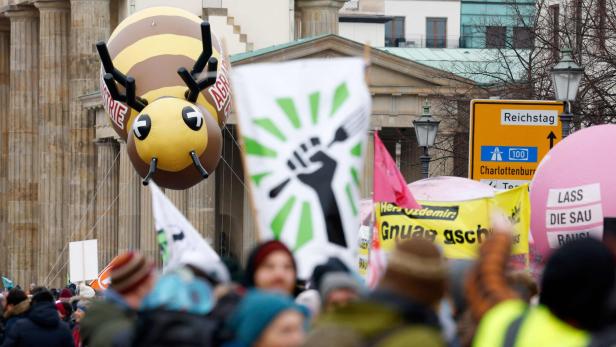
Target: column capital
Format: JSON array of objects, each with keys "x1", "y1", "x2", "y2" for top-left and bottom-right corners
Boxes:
[
  {"x1": 295, "y1": 0, "x2": 346, "y2": 10},
  {"x1": 4, "y1": 5, "x2": 39, "y2": 19},
  {"x1": 34, "y1": 0, "x2": 70, "y2": 11}
]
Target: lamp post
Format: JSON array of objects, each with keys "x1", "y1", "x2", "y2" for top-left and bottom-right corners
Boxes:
[
  {"x1": 413, "y1": 100, "x2": 440, "y2": 179},
  {"x1": 550, "y1": 47, "x2": 584, "y2": 139}
]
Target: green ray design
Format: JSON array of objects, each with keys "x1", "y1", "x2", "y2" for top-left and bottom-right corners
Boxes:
[
  {"x1": 271, "y1": 196, "x2": 297, "y2": 239},
  {"x1": 251, "y1": 172, "x2": 271, "y2": 187},
  {"x1": 345, "y1": 183, "x2": 358, "y2": 216},
  {"x1": 351, "y1": 142, "x2": 362, "y2": 157},
  {"x1": 244, "y1": 137, "x2": 277, "y2": 157},
  {"x1": 330, "y1": 82, "x2": 349, "y2": 117},
  {"x1": 276, "y1": 98, "x2": 301, "y2": 129},
  {"x1": 309, "y1": 92, "x2": 320, "y2": 125},
  {"x1": 254, "y1": 118, "x2": 287, "y2": 142},
  {"x1": 295, "y1": 201, "x2": 313, "y2": 250},
  {"x1": 350, "y1": 167, "x2": 360, "y2": 188}
]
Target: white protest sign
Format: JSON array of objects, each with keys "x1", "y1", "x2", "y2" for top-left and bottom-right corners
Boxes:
[
  {"x1": 232, "y1": 58, "x2": 371, "y2": 278},
  {"x1": 545, "y1": 183, "x2": 604, "y2": 248},
  {"x1": 69, "y1": 239, "x2": 99, "y2": 282}
]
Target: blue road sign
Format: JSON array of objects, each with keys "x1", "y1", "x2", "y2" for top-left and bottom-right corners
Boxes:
[{"x1": 480, "y1": 146, "x2": 538, "y2": 162}]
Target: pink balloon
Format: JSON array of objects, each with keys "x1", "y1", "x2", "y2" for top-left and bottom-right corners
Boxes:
[{"x1": 530, "y1": 124, "x2": 616, "y2": 261}]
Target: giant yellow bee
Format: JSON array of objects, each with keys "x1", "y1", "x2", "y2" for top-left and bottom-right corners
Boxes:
[{"x1": 97, "y1": 7, "x2": 231, "y2": 190}]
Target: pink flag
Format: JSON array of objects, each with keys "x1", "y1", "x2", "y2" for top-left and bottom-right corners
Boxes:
[{"x1": 373, "y1": 132, "x2": 421, "y2": 209}]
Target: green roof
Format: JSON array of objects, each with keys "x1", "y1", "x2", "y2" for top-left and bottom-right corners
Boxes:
[
  {"x1": 379, "y1": 47, "x2": 528, "y2": 85},
  {"x1": 229, "y1": 34, "x2": 527, "y2": 86},
  {"x1": 230, "y1": 35, "x2": 328, "y2": 63}
]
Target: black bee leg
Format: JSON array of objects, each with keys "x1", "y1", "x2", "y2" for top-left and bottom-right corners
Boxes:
[
  {"x1": 96, "y1": 41, "x2": 149, "y2": 111},
  {"x1": 177, "y1": 21, "x2": 219, "y2": 102}
]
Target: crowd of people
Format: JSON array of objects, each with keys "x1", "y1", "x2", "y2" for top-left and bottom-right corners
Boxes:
[{"x1": 1, "y1": 222, "x2": 616, "y2": 347}]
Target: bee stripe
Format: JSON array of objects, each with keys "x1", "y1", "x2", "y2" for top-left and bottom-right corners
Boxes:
[
  {"x1": 107, "y1": 15, "x2": 201, "y2": 58},
  {"x1": 140, "y1": 86, "x2": 218, "y2": 124},
  {"x1": 113, "y1": 34, "x2": 202, "y2": 74},
  {"x1": 108, "y1": 7, "x2": 201, "y2": 42}
]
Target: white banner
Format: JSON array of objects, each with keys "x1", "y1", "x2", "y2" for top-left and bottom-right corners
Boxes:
[
  {"x1": 150, "y1": 183, "x2": 219, "y2": 271},
  {"x1": 232, "y1": 58, "x2": 371, "y2": 278}
]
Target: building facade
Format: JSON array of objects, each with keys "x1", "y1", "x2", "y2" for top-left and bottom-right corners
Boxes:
[
  {"x1": 460, "y1": 0, "x2": 535, "y2": 48},
  {"x1": 0, "y1": 0, "x2": 470, "y2": 287},
  {"x1": 384, "y1": 0, "x2": 461, "y2": 48}
]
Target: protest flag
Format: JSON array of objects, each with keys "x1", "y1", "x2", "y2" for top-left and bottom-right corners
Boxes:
[
  {"x1": 373, "y1": 132, "x2": 421, "y2": 210},
  {"x1": 150, "y1": 183, "x2": 220, "y2": 272},
  {"x1": 2, "y1": 276, "x2": 14, "y2": 290},
  {"x1": 232, "y1": 58, "x2": 371, "y2": 278}
]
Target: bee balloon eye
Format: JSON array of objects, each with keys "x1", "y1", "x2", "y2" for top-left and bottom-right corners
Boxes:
[
  {"x1": 133, "y1": 114, "x2": 151, "y2": 140},
  {"x1": 182, "y1": 106, "x2": 204, "y2": 131}
]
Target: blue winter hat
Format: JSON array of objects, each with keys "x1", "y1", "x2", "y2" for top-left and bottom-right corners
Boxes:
[
  {"x1": 140, "y1": 267, "x2": 214, "y2": 315},
  {"x1": 228, "y1": 290, "x2": 309, "y2": 346}
]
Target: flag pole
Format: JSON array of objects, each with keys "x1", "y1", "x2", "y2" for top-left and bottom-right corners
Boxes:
[{"x1": 221, "y1": 38, "x2": 262, "y2": 243}]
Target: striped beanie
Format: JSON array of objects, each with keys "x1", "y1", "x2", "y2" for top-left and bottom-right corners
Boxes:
[{"x1": 110, "y1": 251, "x2": 154, "y2": 294}]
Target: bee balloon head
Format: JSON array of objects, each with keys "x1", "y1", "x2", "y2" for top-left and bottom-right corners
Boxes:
[{"x1": 127, "y1": 97, "x2": 222, "y2": 189}]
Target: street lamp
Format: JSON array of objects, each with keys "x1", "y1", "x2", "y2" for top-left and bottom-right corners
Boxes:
[
  {"x1": 551, "y1": 47, "x2": 584, "y2": 139},
  {"x1": 413, "y1": 99, "x2": 440, "y2": 179}
]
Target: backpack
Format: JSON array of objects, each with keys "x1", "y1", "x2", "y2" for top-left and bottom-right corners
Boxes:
[{"x1": 132, "y1": 309, "x2": 219, "y2": 347}]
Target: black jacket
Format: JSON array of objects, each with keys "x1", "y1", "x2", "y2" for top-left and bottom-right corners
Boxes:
[{"x1": 1, "y1": 301, "x2": 74, "y2": 347}]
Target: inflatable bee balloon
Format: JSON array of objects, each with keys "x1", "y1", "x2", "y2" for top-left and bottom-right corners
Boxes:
[{"x1": 97, "y1": 7, "x2": 232, "y2": 190}]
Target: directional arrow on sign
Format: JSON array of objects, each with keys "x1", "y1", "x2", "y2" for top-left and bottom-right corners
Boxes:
[{"x1": 547, "y1": 131, "x2": 557, "y2": 149}]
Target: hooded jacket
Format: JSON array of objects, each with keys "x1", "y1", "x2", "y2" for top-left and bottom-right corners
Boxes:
[
  {"x1": 1, "y1": 300, "x2": 30, "y2": 344},
  {"x1": 304, "y1": 289, "x2": 445, "y2": 347},
  {"x1": 79, "y1": 289, "x2": 136, "y2": 347},
  {"x1": 0, "y1": 301, "x2": 74, "y2": 347}
]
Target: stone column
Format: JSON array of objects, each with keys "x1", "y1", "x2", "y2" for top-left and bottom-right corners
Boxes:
[
  {"x1": 0, "y1": 20, "x2": 10, "y2": 279},
  {"x1": 35, "y1": 0, "x2": 70, "y2": 287},
  {"x1": 95, "y1": 138, "x2": 119, "y2": 267},
  {"x1": 187, "y1": 177, "x2": 216, "y2": 244},
  {"x1": 361, "y1": 130, "x2": 375, "y2": 198},
  {"x1": 296, "y1": 0, "x2": 346, "y2": 38},
  {"x1": 118, "y1": 142, "x2": 140, "y2": 252},
  {"x1": 6, "y1": 6, "x2": 40, "y2": 287},
  {"x1": 68, "y1": 0, "x2": 110, "y2": 241}
]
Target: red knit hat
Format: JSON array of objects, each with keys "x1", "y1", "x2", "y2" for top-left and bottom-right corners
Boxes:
[
  {"x1": 110, "y1": 251, "x2": 154, "y2": 294},
  {"x1": 244, "y1": 240, "x2": 296, "y2": 287},
  {"x1": 59, "y1": 288, "x2": 72, "y2": 299}
]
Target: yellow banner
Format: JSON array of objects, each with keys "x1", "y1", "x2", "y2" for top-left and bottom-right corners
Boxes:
[{"x1": 375, "y1": 185, "x2": 529, "y2": 259}]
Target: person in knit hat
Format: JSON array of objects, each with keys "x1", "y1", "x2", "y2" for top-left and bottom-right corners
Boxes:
[
  {"x1": 226, "y1": 290, "x2": 308, "y2": 347},
  {"x1": 318, "y1": 272, "x2": 360, "y2": 313},
  {"x1": 59, "y1": 288, "x2": 73, "y2": 303},
  {"x1": 304, "y1": 238, "x2": 448, "y2": 347},
  {"x1": 1, "y1": 288, "x2": 30, "y2": 344},
  {"x1": 80, "y1": 251, "x2": 156, "y2": 347},
  {"x1": 244, "y1": 240, "x2": 297, "y2": 295}
]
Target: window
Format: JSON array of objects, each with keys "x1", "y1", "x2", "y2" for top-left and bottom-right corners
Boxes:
[
  {"x1": 486, "y1": 26, "x2": 506, "y2": 48},
  {"x1": 513, "y1": 27, "x2": 533, "y2": 49},
  {"x1": 549, "y1": 4, "x2": 559, "y2": 59},
  {"x1": 385, "y1": 17, "x2": 405, "y2": 47},
  {"x1": 426, "y1": 18, "x2": 447, "y2": 48}
]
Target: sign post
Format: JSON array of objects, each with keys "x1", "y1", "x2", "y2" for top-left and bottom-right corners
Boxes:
[{"x1": 469, "y1": 100, "x2": 565, "y2": 189}]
